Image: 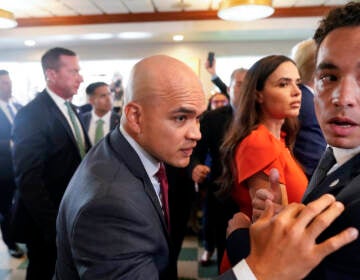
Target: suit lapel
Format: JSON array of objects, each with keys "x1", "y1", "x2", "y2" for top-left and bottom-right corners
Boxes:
[
  {"x1": 42, "y1": 91, "x2": 91, "y2": 156},
  {"x1": 303, "y1": 147, "x2": 335, "y2": 199},
  {"x1": 0, "y1": 108, "x2": 11, "y2": 129},
  {"x1": 81, "y1": 113, "x2": 91, "y2": 133},
  {"x1": 108, "y1": 129, "x2": 170, "y2": 237},
  {"x1": 303, "y1": 153, "x2": 360, "y2": 204}
]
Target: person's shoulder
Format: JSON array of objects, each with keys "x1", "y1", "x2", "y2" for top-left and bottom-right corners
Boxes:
[
  {"x1": 81, "y1": 111, "x2": 91, "y2": 118},
  {"x1": 17, "y1": 91, "x2": 46, "y2": 115},
  {"x1": 242, "y1": 125, "x2": 274, "y2": 148}
]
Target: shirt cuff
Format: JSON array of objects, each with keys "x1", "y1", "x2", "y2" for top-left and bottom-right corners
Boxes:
[
  {"x1": 233, "y1": 259, "x2": 257, "y2": 280},
  {"x1": 211, "y1": 74, "x2": 218, "y2": 80}
]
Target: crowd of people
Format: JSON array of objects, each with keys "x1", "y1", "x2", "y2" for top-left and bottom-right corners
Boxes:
[{"x1": 0, "y1": 2, "x2": 359, "y2": 280}]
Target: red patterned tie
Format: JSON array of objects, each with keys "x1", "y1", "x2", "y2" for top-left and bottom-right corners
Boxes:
[{"x1": 156, "y1": 163, "x2": 170, "y2": 231}]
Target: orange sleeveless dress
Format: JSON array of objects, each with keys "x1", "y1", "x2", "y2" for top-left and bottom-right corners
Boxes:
[{"x1": 220, "y1": 124, "x2": 308, "y2": 273}]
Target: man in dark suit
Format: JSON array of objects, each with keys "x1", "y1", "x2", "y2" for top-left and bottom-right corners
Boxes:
[
  {"x1": 0, "y1": 69, "x2": 24, "y2": 258},
  {"x1": 80, "y1": 82, "x2": 120, "y2": 145},
  {"x1": 12, "y1": 47, "x2": 91, "y2": 280},
  {"x1": 231, "y1": 3, "x2": 360, "y2": 279},
  {"x1": 54, "y1": 55, "x2": 206, "y2": 280}
]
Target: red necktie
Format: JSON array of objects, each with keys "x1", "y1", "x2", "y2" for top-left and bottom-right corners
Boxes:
[{"x1": 156, "y1": 163, "x2": 170, "y2": 231}]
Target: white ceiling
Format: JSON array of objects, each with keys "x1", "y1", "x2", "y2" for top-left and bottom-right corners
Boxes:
[{"x1": 0, "y1": 0, "x2": 352, "y2": 49}]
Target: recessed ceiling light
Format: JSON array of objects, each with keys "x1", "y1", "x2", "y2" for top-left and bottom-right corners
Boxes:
[
  {"x1": 173, "y1": 34, "x2": 184, "y2": 42},
  {"x1": 117, "y1": 32, "x2": 152, "y2": 40},
  {"x1": 80, "y1": 33, "x2": 114, "y2": 40},
  {"x1": 24, "y1": 40, "x2": 36, "y2": 47}
]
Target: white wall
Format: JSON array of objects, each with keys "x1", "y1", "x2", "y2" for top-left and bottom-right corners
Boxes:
[{"x1": 0, "y1": 39, "x2": 302, "y2": 104}]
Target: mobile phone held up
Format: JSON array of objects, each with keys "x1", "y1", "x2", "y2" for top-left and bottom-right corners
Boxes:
[{"x1": 207, "y1": 52, "x2": 215, "y2": 67}]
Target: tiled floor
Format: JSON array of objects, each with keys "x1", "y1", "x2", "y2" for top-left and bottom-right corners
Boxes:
[
  {"x1": 178, "y1": 235, "x2": 218, "y2": 280},
  {"x1": 0, "y1": 234, "x2": 218, "y2": 280},
  {"x1": 0, "y1": 238, "x2": 27, "y2": 280}
]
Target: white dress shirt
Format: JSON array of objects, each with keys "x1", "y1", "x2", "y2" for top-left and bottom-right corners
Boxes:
[
  {"x1": 233, "y1": 259, "x2": 257, "y2": 280},
  {"x1": 0, "y1": 99, "x2": 18, "y2": 124},
  {"x1": 327, "y1": 145, "x2": 360, "y2": 174},
  {"x1": 88, "y1": 110, "x2": 111, "y2": 145},
  {"x1": 46, "y1": 87, "x2": 85, "y2": 146},
  {"x1": 120, "y1": 125, "x2": 163, "y2": 205}
]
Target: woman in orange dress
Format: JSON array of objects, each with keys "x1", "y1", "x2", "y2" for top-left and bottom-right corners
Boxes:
[{"x1": 218, "y1": 55, "x2": 308, "y2": 272}]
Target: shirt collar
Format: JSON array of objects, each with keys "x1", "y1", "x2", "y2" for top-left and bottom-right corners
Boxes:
[
  {"x1": 119, "y1": 125, "x2": 160, "y2": 177},
  {"x1": 46, "y1": 86, "x2": 70, "y2": 105},
  {"x1": 91, "y1": 109, "x2": 111, "y2": 122},
  {"x1": 332, "y1": 145, "x2": 360, "y2": 167},
  {"x1": 303, "y1": 84, "x2": 314, "y2": 95}
]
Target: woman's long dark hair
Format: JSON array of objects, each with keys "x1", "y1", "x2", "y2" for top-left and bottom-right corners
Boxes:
[{"x1": 217, "y1": 55, "x2": 299, "y2": 197}]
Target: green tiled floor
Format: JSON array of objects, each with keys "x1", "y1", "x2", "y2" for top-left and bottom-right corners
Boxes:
[{"x1": 178, "y1": 235, "x2": 218, "y2": 280}]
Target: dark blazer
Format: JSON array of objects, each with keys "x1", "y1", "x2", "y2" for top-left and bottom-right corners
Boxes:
[
  {"x1": 302, "y1": 152, "x2": 360, "y2": 279},
  {"x1": 54, "y1": 128, "x2": 177, "y2": 280},
  {"x1": 294, "y1": 84, "x2": 326, "y2": 179},
  {"x1": 80, "y1": 110, "x2": 120, "y2": 133},
  {"x1": 11, "y1": 90, "x2": 91, "y2": 243},
  {"x1": 190, "y1": 105, "x2": 233, "y2": 184},
  {"x1": 0, "y1": 103, "x2": 21, "y2": 214}
]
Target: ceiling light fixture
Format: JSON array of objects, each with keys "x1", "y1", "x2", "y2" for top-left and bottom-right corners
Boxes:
[
  {"x1": 173, "y1": 34, "x2": 184, "y2": 42},
  {"x1": 218, "y1": 0, "x2": 274, "y2": 21},
  {"x1": 0, "y1": 8, "x2": 17, "y2": 28},
  {"x1": 117, "y1": 32, "x2": 152, "y2": 40},
  {"x1": 24, "y1": 40, "x2": 36, "y2": 47}
]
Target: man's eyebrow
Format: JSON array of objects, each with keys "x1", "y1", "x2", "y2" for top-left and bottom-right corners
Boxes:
[
  {"x1": 316, "y1": 62, "x2": 338, "y2": 71},
  {"x1": 171, "y1": 107, "x2": 197, "y2": 115}
]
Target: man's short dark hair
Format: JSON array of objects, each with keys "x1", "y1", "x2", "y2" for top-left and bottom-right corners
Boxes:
[
  {"x1": 0, "y1": 69, "x2": 9, "y2": 76},
  {"x1": 313, "y1": 2, "x2": 360, "y2": 47},
  {"x1": 86, "y1": 82, "x2": 108, "y2": 97},
  {"x1": 41, "y1": 47, "x2": 77, "y2": 74}
]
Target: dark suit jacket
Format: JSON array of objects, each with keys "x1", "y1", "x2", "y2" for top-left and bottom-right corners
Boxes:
[
  {"x1": 0, "y1": 103, "x2": 21, "y2": 214},
  {"x1": 54, "y1": 128, "x2": 177, "y2": 280},
  {"x1": 294, "y1": 84, "x2": 326, "y2": 179},
  {"x1": 302, "y1": 153, "x2": 360, "y2": 279},
  {"x1": 11, "y1": 90, "x2": 91, "y2": 243},
  {"x1": 80, "y1": 110, "x2": 120, "y2": 133},
  {"x1": 190, "y1": 105, "x2": 233, "y2": 184}
]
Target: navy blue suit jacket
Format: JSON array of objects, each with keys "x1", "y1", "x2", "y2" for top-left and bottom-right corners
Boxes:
[
  {"x1": 294, "y1": 84, "x2": 326, "y2": 178},
  {"x1": 11, "y1": 90, "x2": 91, "y2": 243}
]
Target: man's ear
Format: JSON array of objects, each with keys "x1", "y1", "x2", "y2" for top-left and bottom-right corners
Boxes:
[
  {"x1": 124, "y1": 102, "x2": 142, "y2": 134},
  {"x1": 88, "y1": 96, "x2": 95, "y2": 106},
  {"x1": 45, "y1": 68, "x2": 56, "y2": 83}
]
